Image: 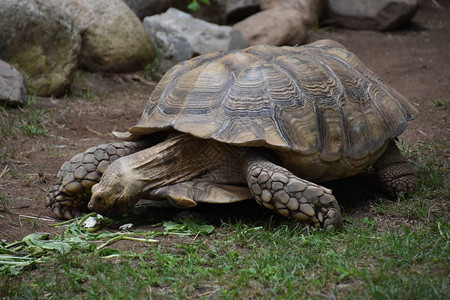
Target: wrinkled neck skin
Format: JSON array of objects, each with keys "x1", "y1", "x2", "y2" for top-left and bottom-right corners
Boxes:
[{"x1": 89, "y1": 134, "x2": 222, "y2": 216}]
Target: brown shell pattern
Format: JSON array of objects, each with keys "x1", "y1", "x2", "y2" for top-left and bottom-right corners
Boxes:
[{"x1": 130, "y1": 39, "x2": 418, "y2": 160}]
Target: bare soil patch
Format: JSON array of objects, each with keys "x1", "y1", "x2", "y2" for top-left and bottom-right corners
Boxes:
[{"x1": 1, "y1": 2, "x2": 448, "y2": 244}]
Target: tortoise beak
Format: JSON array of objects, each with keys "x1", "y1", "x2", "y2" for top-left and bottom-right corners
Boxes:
[{"x1": 89, "y1": 191, "x2": 129, "y2": 217}]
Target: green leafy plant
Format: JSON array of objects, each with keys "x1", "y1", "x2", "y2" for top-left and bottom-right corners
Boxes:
[
  {"x1": 0, "y1": 213, "x2": 215, "y2": 277},
  {"x1": 163, "y1": 216, "x2": 215, "y2": 236},
  {"x1": 187, "y1": 0, "x2": 210, "y2": 12},
  {"x1": 429, "y1": 98, "x2": 450, "y2": 108},
  {"x1": 0, "y1": 107, "x2": 16, "y2": 139},
  {"x1": 17, "y1": 95, "x2": 50, "y2": 136},
  {"x1": 142, "y1": 49, "x2": 163, "y2": 80}
]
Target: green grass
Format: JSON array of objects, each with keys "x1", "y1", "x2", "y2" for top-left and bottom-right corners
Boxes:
[
  {"x1": 1, "y1": 140, "x2": 449, "y2": 299},
  {"x1": 0, "y1": 193, "x2": 8, "y2": 212},
  {"x1": 429, "y1": 98, "x2": 450, "y2": 109},
  {"x1": 0, "y1": 96, "x2": 50, "y2": 139}
]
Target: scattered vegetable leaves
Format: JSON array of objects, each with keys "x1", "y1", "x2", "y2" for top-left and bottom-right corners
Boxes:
[{"x1": 1, "y1": 213, "x2": 215, "y2": 276}]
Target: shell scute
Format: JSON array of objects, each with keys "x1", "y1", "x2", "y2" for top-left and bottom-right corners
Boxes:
[{"x1": 130, "y1": 40, "x2": 417, "y2": 160}]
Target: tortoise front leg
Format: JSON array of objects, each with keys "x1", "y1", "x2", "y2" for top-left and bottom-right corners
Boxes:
[
  {"x1": 244, "y1": 155, "x2": 343, "y2": 231},
  {"x1": 373, "y1": 140, "x2": 418, "y2": 197},
  {"x1": 46, "y1": 141, "x2": 149, "y2": 219}
]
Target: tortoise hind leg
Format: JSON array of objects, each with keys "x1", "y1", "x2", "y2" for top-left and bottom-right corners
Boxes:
[
  {"x1": 244, "y1": 155, "x2": 342, "y2": 231},
  {"x1": 46, "y1": 141, "x2": 149, "y2": 219},
  {"x1": 374, "y1": 140, "x2": 418, "y2": 197}
]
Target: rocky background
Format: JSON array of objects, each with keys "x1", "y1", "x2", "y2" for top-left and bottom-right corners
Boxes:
[{"x1": 1, "y1": 0, "x2": 422, "y2": 103}]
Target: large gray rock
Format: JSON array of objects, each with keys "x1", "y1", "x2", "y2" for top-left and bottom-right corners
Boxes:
[
  {"x1": 144, "y1": 8, "x2": 247, "y2": 62},
  {"x1": 0, "y1": 0, "x2": 81, "y2": 97},
  {"x1": 46, "y1": 0, "x2": 157, "y2": 72},
  {"x1": 260, "y1": 0, "x2": 327, "y2": 26},
  {"x1": 0, "y1": 60, "x2": 27, "y2": 107},
  {"x1": 326, "y1": 0, "x2": 418, "y2": 30},
  {"x1": 123, "y1": 0, "x2": 180, "y2": 19},
  {"x1": 234, "y1": 7, "x2": 307, "y2": 46}
]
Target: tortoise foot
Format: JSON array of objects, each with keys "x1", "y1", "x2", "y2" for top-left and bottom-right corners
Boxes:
[
  {"x1": 374, "y1": 140, "x2": 418, "y2": 198},
  {"x1": 45, "y1": 193, "x2": 84, "y2": 220},
  {"x1": 245, "y1": 157, "x2": 343, "y2": 231},
  {"x1": 46, "y1": 141, "x2": 147, "y2": 219}
]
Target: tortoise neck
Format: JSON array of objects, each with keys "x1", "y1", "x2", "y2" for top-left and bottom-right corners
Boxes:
[{"x1": 122, "y1": 134, "x2": 214, "y2": 195}]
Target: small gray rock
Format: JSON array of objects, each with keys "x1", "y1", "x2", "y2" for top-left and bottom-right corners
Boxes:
[
  {"x1": 143, "y1": 8, "x2": 247, "y2": 63},
  {"x1": 0, "y1": 60, "x2": 27, "y2": 107}
]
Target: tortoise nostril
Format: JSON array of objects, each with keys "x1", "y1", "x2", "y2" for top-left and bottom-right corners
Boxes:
[{"x1": 88, "y1": 194, "x2": 102, "y2": 211}]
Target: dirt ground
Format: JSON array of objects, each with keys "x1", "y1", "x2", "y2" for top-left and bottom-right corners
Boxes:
[{"x1": 0, "y1": 2, "x2": 449, "y2": 244}]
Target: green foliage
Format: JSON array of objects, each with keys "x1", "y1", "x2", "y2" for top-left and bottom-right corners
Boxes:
[
  {"x1": 0, "y1": 192, "x2": 8, "y2": 211},
  {"x1": 429, "y1": 98, "x2": 450, "y2": 108},
  {"x1": 163, "y1": 216, "x2": 215, "y2": 236},
  {"x1": 142, "y1": 49, "x2": 163, "y2": 80},
  {"x1": 0, "y1": 95, "x2": 49, "y2": 139},
  {"x1": 187, "y1": 0, "x2": 210, "y2": 12},
  {"x1": 0, "y1": 107, "x2": 16, "y2": 138},
  {"x1": 18, "y1": 95, "x2": 49, "y2": 136},
  {"x1": 0, "y1": 213, "x2": 215, "y2": 277}
]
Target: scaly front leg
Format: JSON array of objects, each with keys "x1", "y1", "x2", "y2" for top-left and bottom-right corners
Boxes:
[{"x1": 244, "y1": 154, "x2": 343, "y2": 231}]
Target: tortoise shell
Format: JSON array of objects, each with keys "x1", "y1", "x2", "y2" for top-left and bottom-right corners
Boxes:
[{"x1": 128, "y1": 39, "x2": 417, "y2": 161}]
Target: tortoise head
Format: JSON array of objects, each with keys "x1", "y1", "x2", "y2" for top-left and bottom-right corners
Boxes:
[{"x1": 88, "y1": 159, "x2": 143, "y2": 217}]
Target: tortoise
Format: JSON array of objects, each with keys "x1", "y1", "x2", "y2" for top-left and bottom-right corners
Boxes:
[{"x1": 46, "y1": 39, "x2": 418, "y2": 230}]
